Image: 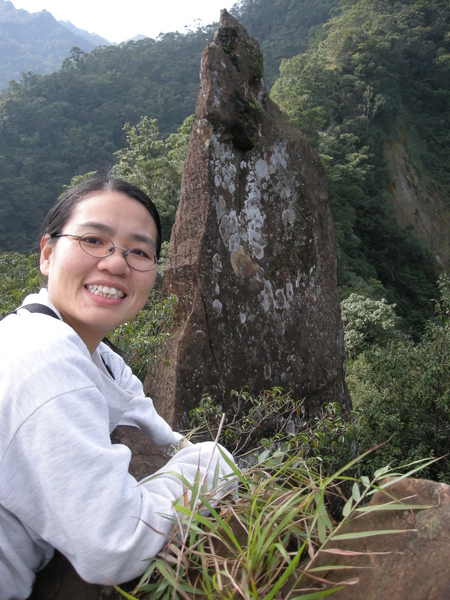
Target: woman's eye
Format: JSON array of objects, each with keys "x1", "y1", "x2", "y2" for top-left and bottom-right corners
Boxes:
[
  {"x1": 83, "y1": 236, "x2": 105, "y2": 246},
  {"x1": 130, "y1": 248, "x2": 151, "y2": 259}
]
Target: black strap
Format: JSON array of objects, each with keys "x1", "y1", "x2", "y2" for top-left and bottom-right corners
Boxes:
[
  {"x1": 16, "y1": 303, "x2": 118, "y2": 379},
  {"x1": 15, "y1": 303, "x2": 59, "y2": 320}
]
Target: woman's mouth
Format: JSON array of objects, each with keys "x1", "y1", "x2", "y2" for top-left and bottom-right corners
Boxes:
[{"x1": 86, "y1": 284, "x2": 126, "y2": 299}]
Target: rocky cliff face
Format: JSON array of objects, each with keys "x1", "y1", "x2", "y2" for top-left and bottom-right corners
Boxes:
[
  {"x1": 385, "y1": 132, "x2": 449, "y2": 272},
  {"x1": 146, "y1": 10, "x2": 351, "y2": 430}
]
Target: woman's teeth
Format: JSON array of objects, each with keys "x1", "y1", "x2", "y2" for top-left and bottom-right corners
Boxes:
[{"x1": 86, "y1": 284, "x2": 125, "y2": 299}]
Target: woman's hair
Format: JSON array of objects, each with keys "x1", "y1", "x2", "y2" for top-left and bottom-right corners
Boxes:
[{"x1": 40, "y1": 175, "x2": 162, "y2": 258}]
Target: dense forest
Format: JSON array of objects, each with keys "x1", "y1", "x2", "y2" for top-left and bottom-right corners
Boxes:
[
  {"x1": 271, "y1": 0, "x2": 450, "y2": 334},
  {"x1": 0, "y1": 0, "x2": 338, "y2": 253},
  {"x1": 0, "y1": 0, "x2": 448, "y2": 336}
]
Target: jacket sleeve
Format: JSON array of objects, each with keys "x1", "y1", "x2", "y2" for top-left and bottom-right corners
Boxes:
[
  {"x1": 0, "y1": 386, "x2": 235, "y2": 586},
  {"x1": 102, "y1": 347, "x2": 185, "y2": 448}
]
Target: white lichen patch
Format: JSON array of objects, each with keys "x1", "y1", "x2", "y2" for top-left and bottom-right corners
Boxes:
[
  {"x1": 282, "y1": 208, "x2": 296, "y2": 227},
  {"x1": 258, "y1": 279, "x2": 294, "y2": 319},
  {"x1": 210, "y1": 135, "x2": 305, "y2": 324},
  {"x1": 212, "y1": 138, "x2": 236, "y2": 194},
  {"x1": 212, "y1": 299, "x2": 223, "y2": 316},
  {"x1": 212, "y1": 253, "x2": 223, "y2": 272},
  {"x1": 274, "y1": 288, "x2": 290, "y2": 311},
  {"x1": 211, "y1": 137, "x2": 297, "y2": 266},
  {"x1": 258, "y1": 280, "x2": 274, "y2": 313},
  {"x1": 286, "y1": 282, "x2": 294, "y2": 301}
]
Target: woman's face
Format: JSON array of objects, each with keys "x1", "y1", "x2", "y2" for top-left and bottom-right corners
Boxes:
[{"x1": 40, "y1": 190, "x2": 159, "y2": 353}]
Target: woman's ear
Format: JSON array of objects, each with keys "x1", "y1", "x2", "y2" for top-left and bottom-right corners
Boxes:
[{"x1": 40, "y1": 235, "x2": 52, "y2": 276}]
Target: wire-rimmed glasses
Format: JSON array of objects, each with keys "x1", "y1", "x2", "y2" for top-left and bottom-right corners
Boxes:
[{"x1": 52, "y1": 233, "x2": 158, "y2": 271}]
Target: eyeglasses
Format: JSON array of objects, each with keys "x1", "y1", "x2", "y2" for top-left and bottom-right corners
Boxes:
[{"x1": 52, "y1": 233, "x2": 158, "y2": 272}]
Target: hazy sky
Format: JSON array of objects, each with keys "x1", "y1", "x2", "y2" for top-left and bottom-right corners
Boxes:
[{"x1": 11, "y1": 0, "x2": 238, "y2": 43}]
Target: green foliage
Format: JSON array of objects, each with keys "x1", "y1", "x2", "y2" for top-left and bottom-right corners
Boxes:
[
  {"x1": 347, "y1": 275, "x2": 450, "y2": 482},
  {"x1": 190, "y1": 387, "x2": 303, "y2": 459},
  {"x1": 0, "y1": 0, "x2": 446, "y2": 339},
  {"x1": 106, "y1": 291, "x2": 176, "y2": 382},
  {"x1": 190, "y1": 389, "x2": 356, "y2": 476},
  {"x1": 271, "y1": 0, "x2": 448, "y2": 337},
  {"x1": 0, "y1": 0, "x2": 345, "y2": 255},
  {"x1": 0, "y1": 29, "x2": 213, "y2": 252},
  {"x1": 340, "y1": 294, "x2": 400, "y2": 357},
  {"x1": 63, "y1": 171, "x2": 99, "y2": 190},
  {"x1": 231, "y1": 0, "x2": 340, "y2": 89},
  {"x1": 0, "y1": 252, "x2": 40, "y2": 317},
  {"x1": 112, "y1": 115, "x2": 194, "y2": 242},
  {"x1": 0, "y1": 1, "x2": 448, "y2": 491}
]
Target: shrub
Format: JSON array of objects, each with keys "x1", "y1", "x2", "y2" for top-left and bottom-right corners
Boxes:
[
  {"x1": 347, "y1": 275, "x2": 450, "y2": 482},
  {"x1": 0, "y1": 252, "x2": 40, "y2": 317},
  {"x1": 189, "y1": 389, "x2": 356, "y2": 476}
]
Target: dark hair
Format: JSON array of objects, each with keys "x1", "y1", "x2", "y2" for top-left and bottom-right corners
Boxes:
[{"x1": 40, "y1": 175, "x2": 162, "y2": 258}]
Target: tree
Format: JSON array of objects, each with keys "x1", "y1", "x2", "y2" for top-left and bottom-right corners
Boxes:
[
  {"x1": 341, "y1": 294, "x2": 399, "y2": 358},
  {"x1": 270, "y1": 0, "x2": 447, "y2": 336},
  {"x1": 347, "y1": 275, "x2": 450, "y2": 482},
  {"x1": 112, "y1": 114, "x2": 194, "y2": 242}
]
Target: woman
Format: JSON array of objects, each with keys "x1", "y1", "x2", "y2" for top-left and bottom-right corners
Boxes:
[{"x1": 0, "y1": 175, "x2": 235, "y2": 599}]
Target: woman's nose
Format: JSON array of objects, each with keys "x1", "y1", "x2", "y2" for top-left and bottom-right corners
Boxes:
[{"x1": 97, "y1": 248, "x2": 130, "y2": 273}]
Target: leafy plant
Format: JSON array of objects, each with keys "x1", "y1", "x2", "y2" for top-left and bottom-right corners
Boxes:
[
  {"x1": 347, "y1": 275, "x2": 450, "y2": 482},
  {"x1": 0, "y1": 252, "x2": 40, "y2": 317},
  {"x1": 190, "y1": 387, "x2": 303, "y2": 460},
  {"x1": 114, "y1": 445, "x2": 436, "y2": 599},
  {"x1": 270, "y1": 0, "x2": 448, "y2": 337},
  {"x1": 340, "y1": 294, "x2": 400, "y2": 358},
  {"x1": 112, "y1": 114, "x2": 194, "y2": 243},
  {"x1": 190, "y1": 389, "x2": 357, "y2": 488},
  {"x1": 108, "y1": 291, "x2": 177, "y2": 381}
]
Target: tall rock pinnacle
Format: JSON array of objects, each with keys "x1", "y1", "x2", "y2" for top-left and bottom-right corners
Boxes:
[{"x1": 146, "y1": 10, "x2": 351, "y2": 429}]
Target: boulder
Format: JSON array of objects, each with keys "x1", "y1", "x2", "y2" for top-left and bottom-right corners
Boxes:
[{"x1": 306, "y1": 477, "x2": 450, "y2": 599}]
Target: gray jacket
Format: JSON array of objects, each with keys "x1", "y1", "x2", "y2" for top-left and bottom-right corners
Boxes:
[{"x1": 0, "y1": 290, "x2": 234, "y2": 599}]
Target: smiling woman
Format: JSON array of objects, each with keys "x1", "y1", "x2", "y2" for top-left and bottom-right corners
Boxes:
[
  {"x1": 0, "y1": 174, "x2": 236, "y2": 600},
  {"x1": 39, "y1": 183, "x2": 160, "y2": 353}
]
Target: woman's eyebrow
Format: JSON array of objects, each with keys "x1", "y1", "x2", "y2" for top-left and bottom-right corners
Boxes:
[
  {"x1": 77, "y1": 221, "x2": 112, "y2": 234},
  {"x1": 131, "y1": 233, "x2": 156, "y2": 247},
  {"x1": 76, "y1": 221, "x2": 156, "y2": 247}
]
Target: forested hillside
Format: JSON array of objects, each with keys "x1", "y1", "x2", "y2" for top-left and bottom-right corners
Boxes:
[
  {"x1": 0, "y1": 0, "x2": 107, "y2": 90},
  {"x1": 271, "y1": 0, "x2": 449, "y2": 334},
  {"x1": 1, "y1": 0, "x2": 448, "y2": 486},
  {"x1": 0, "y1": 0, "x2": 448, "y2": 338}
]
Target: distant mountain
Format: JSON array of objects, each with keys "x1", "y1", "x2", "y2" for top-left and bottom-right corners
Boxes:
[
  {"x1": 58, "y1": 19, "x2": 110, "y2": 48},
  {"x1": 0, "y1": 0, "x2": 110, "y2": 90}
]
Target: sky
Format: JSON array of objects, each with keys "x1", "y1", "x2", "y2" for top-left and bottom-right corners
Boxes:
[{"x1": 11, "y1": 0, "x2": 238, "y2": 44}]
